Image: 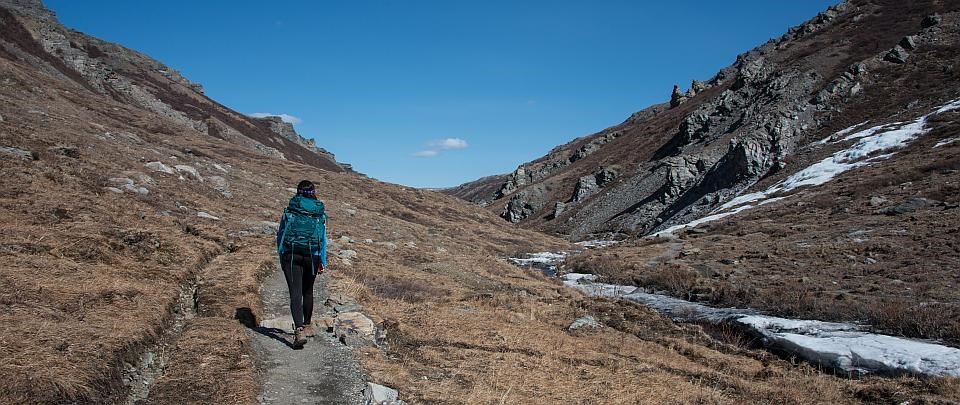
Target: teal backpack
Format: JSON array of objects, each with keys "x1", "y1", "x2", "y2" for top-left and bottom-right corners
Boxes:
[{"x1": 280, "y1": 195, "x2": 326, "y2": 255}]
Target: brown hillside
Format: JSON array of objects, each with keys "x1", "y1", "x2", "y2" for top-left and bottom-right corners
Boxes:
[
  {"x1": 447, "y1": 0, "x2": 960, "y2": 242},
  {"x1": 1, "y1": 1, "x2": 958, "y2": 403}
]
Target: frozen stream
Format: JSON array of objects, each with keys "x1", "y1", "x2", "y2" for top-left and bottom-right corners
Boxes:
[{"x1": 510, "y1": 249, "x2": 960, "y2": 378}]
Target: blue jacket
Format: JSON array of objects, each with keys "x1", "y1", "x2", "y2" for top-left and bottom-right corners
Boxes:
[{"x1": 276, "y1": 195, "x2": 327, "y2": 269}]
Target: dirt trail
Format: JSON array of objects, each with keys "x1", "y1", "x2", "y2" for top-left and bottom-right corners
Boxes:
[{"x1": 250, "y1": 265, "x2": 366, "y2": 404}]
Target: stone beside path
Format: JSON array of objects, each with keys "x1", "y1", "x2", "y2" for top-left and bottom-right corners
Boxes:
[{"x1": 251, "y1": 263, "x2": 405, "y2": 404}]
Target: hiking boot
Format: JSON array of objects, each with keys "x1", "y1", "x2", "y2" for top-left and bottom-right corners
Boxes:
[
  {"x1": 293, "y1": 327, "x2": 308, "y2": 349},
  {"x1": 303, "y1": 324, "x2": 316, "y2": 337}
]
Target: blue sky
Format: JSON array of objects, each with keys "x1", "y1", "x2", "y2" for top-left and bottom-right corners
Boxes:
[{"x1": 46, "y1": 1, "x2": 837, "y2": 188}]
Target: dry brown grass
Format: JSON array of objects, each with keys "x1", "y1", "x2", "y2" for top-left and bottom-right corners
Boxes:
[
  {"x1": 142, "y1": 318, "x2": 259, "y2": 405},
  {"x1": 143, "y1": 243, "x2": 272, "y2": 404},
  {"x1": 0, "y1": 48, "x2": 566, "y2": 403},
  {"x1": 3, "y1": 4, "x2": 960, "y2": 403},
  {"x1": 324, "y1": 240, "x2": 960, "y2": 403}
]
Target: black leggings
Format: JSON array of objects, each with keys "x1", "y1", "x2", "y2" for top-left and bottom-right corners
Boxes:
[{"x1": 280, "y1": 252, "x2": 317, "y2": 329}]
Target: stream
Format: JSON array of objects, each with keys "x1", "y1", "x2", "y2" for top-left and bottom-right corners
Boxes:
[{"x1": 509, "y1": 243, "x2": 960, "y2": 378}]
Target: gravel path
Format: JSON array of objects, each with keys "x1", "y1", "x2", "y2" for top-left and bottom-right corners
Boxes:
[{"x1": 251, "y1": 266, "x2": 366, "y2": 404}]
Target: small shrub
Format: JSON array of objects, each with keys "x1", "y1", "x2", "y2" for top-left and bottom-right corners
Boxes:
[
  {"x1": 364, "y1": 275, "x2": 448, "y2": 303},
  {"x1": 649, "y1": 265, "x2": 699, "y2": 300}
]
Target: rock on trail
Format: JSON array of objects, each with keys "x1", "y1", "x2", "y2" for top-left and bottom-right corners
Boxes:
[{"x1": 250, "y1": 266, "x2": 366, "y2": 405}]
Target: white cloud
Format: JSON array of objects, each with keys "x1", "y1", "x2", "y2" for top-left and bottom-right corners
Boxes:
[
  {"x1": 412, "y1": 150, "x2": 439, "y2": 158},
  {"x1": 248, "y1": 112, "x2": 302, "y2": 125},
  {"x1": 413, "y1": 137, "x2": 469, "y2": 158},
  {"x1": 428, "y1": 137, "x2": 469, "y2": 150}
]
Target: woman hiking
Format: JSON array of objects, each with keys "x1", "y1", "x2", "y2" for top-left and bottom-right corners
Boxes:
[{"x1": 276, "y1": 180, "x2": 328, "y2": 349}]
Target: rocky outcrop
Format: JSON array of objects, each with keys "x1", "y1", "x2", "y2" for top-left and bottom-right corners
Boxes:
[
  {"x1": 0, "y1": 0, "x2": 348, "y2": 172},
  {"x1": 501, "y1": 184, "x2": 547, "y2": 223},
  {"x1": 885, "y1": 46, "x2": 911, "y2": 63},
  {"x1": 494, "y1": 129, "x2": 627, "y2": 203},
  {"x1": 253, "y1": 115, "x2": 339, "y2": 164},
  {"x1": 670, "y1": 85, "x2": 687, "y2": 108},
  {"x1": 570, "y1": 166, "x2": 620, "y2": 203},
  {"x1": 449, "y1": 1, "x2": 959, "y2": 239},
  {"x1": 670, "y1": 80, "x2": 711, "y2": 108}
]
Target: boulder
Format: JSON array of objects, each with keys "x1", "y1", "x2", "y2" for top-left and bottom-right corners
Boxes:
[
  {"x1": 376, "y1": 241, "x2": 398, "y2": 250},
  {"x1": 207, "y1": 175, "x2": 231, "y2": 197},
  {"x1": 884, "y1": 46, "x2": 910, "y2": 64},
  {"x1": 568, "y1": 315, "x2": 602, "y2": 331},
  {"x1": 109, "y1": 177, "x2": 134, "y2": 187},
  {"x1": 174, "y1": 164, "x2": 202, "y2": 181},
  {"x1": 921, "y1": 14, "x2": 942, "y2": 28},
  {"x1": 362, "y1": 382, "x2": 404, "y2": 405},
  {"x1": 849, "y1": 82, "x2": 863, "y2": 97},
  {"x1": 144, "y1": 161, "x2": 174, "y2": 174},
  {"x1": 334, "y1": 303, "x2": 363, "y2": 313},
  {"x1": 553, "y1": 202, "x2": 566, "y2": 218},
  {"x1": 595, "y1": 166, "x2": 620, "y2": 187},
  {"x1": 850, "y1": 63, "x2": 868, "y2": 75},
  {"x1": 869, "y1": 196, "x2": 887, "y2": 207},
  {"x1": 876, "y1": 197, "x2": 939, "y2": 215},
  {"x1": 121, "y1": 184, "x2": 149, "y2": 196},
  {"x1": 571, "y1": 175, "x2": 599, "y2": 202},
  {"x1": 197, "y1": 211, "x2": 220, "y2": 220},
  {"x1": 337, "y1": 249, "x2": 357, "y2": 265},
  {"x1": 899, "y1": 35, "x2": 918, "y2": 51},
  {"x1": 242, "y1": 220, "x2": 279, "y2": 235},
  {"x1": 664, "y1": 157, "x2": 700, "y2": 198},
  {"x1": 334, "y1": 312, "x2": 377, "y2": 347},
  {"x1": 0, "y1": 146, "x2": 33, "y2": 161}
]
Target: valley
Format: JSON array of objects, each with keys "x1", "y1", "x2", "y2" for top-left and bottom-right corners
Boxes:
[{"x1": 1, "y1": 0, "x2": 958, "y2": 403}]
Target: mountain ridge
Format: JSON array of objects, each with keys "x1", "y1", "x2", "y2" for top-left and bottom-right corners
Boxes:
[
  {"x1": 445, "y1": 0, "x2": 960, "y2": 240},
  {"x1": 0, "y1": 0, "x2": 347, "y2": 172}
]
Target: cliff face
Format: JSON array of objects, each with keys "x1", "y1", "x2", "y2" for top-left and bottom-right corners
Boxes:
[
  {"x1": 0, "y1": 0, "x2": 347, "y2": 172},
  {"x1": 446, "y1": 0, "x2": 960, "y2": 240}
]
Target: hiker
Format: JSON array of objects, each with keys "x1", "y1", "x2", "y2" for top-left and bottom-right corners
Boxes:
[{"x1": 276, "y1": 180, "x2": 328, "y2": 349}]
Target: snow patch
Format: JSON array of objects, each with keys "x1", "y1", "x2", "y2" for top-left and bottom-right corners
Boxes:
[
  {"x1": 934, "y1": 136, "x2": 959, "y2": 148},
  {"x1": 508, "y1": 251, "x2": 567, "y2": 266},
  {"x1": 654, "y1": 204, "x2": 753, "y2": 237},
  {"x1": 509, "y1": 251, "x2": 568, "y2": 277},
  {"x1": 660, "y1": 98, "x2": 960, "y2": 236},
  {"x1": 576, "y1": 240, "x2": 620, "y2": 249},
  {"x1": 817, "y1": 121, "x2": 870, "y2": 144},
  {"x1": 737, "y1": 315, "x2": 960, "y2": 377},
  {"x1": 563, "y1": 273, "x2": 960, "y2": 377}
]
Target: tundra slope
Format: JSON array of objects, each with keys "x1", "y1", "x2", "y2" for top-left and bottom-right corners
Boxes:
[
  {"x1": 446, "y1": 0, "x2": 960, "y2": 242},
  {"x1": 0, "y1": 0, "x2": 346, "y2": 171},
  {"x1": 2, "y1": 1, "x2": 959, "y2": 404}
]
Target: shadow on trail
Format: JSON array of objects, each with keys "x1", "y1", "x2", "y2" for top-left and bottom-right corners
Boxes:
[{"x1": 235, "y1": 307, "x2": 297, "y2": 350}]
